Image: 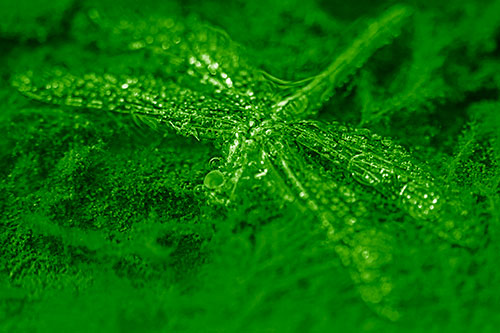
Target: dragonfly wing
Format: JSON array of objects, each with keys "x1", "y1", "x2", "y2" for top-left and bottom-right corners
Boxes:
[
  {"x1": 270, "y1": 5, "x2": 412, "y2": 120},
  {"x1": 74, "y1": 6, "x2": 272, "y2": 98},
  {"x1": 286, "y1": 120, "x2": 486, "y2": 248},
  {"x1": 12, "y1": 68, "x2": 243, "y2": 141},
  {"x1": 258, "y1": 136, "x2": 401, "y2": 320}
]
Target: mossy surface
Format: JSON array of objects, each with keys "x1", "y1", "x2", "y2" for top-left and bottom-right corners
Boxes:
[{"x1": 1, "y1": 0, "x2": 500, "y2": 332}]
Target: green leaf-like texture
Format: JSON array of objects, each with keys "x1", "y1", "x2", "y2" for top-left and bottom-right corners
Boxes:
[{"x1": 1, "y1": 0, "x2": 500, "y2": 331}]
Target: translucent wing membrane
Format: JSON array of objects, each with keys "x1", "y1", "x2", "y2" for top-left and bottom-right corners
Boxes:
[
  {"x1": 265, "y1": 141, "x2": 400, "y2": 320},
  {"x1": 286, "y1": 120, "x2": 485, "y2": 248},
  {"x1": 269, "y1": 5, "x2": 412, "y2": 120},
  {"x1": 286, "y1": 121, "x2": 434, "y2": 209},
  {"x1": 12, "y1": 69, "x2": 246, "y2": 141},
  {"x1": 76, "y1": 7, "x2": 274, "y2": 99}
]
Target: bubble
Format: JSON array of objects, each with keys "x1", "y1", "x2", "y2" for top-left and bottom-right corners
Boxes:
[
  {"x1": 381, "y1": 139, "x2": 393, "y2": 146},
  {"x1": 203, "y1": 170, "x2": 225, "y2": 189},
  {"x1": 345, "y1": 217, "x2": 357, "y2": 225},
  {"x1": 208, "y1": 157, "x2": 222, "y2": 167},
  {"x1": 255, "y1": 168, "x2": 268, "y2": 179}
]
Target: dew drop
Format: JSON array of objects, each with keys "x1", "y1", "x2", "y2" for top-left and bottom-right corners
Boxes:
[
  {"x1": 208, "y1": 157, "x2": 222, "y2": 167},
  {"x1": 203, "y1": 170, "x2": 225, "y2": 189},
  {"x1": 381, "y1": 139, "x2": 393, "y2": 146},
  {"x1": 255, "y1": 168, "x2": 268, "y2": 179}
]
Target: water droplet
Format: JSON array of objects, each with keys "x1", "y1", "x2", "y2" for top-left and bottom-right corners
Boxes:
[
  {"x1": 203, "y1": 170, "x2": 225, "y2": 189},
  {"x1": 381, "y1": 139, "x2": 393, "y2": 146},
  {"x1": 255, "y1": 168, "x2": 268, "y2": 179},
  {"x1": 208, "y1": 157, "x2": 222, "y2": 167},
  {"x1": 346, "y1": 217, "x2": 357, "y2": 225}
]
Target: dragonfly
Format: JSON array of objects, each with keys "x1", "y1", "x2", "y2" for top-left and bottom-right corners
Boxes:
[{"x1": 12, "y1": 4, "x2": 484, "y2": 320}]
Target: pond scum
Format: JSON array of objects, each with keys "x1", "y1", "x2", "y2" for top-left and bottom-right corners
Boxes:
[{"x1": 1, "y1": 0, "x2": 500, "y2": 331}]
